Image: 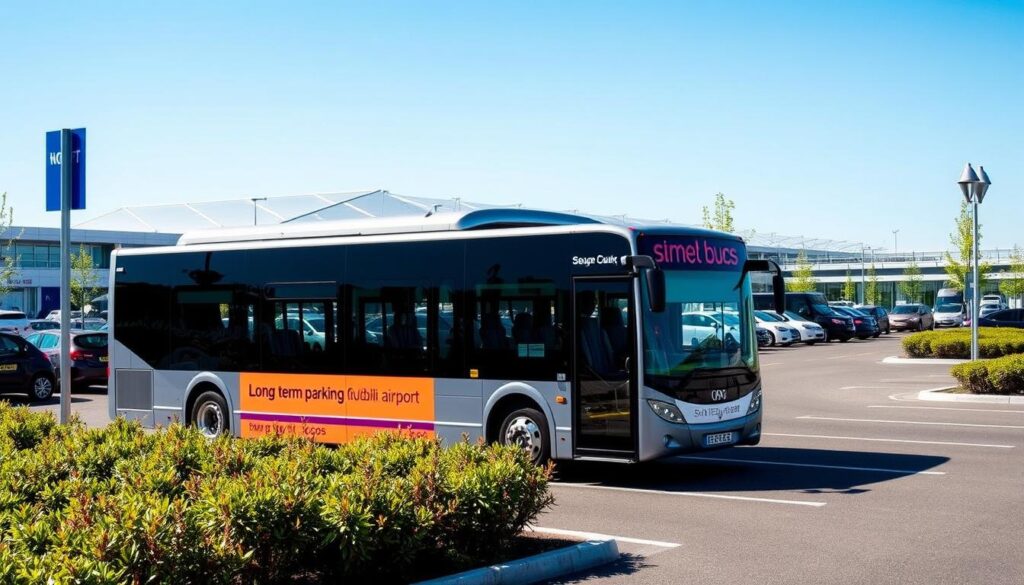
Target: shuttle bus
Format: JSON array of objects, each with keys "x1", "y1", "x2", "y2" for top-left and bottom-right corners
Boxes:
[{"x1": 109, "y1": 209, "x2": 783, "y2": 463}]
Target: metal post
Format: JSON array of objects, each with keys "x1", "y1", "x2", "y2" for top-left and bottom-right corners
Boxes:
[
  {"x1": 59, "y1": 129, "x2": 72, "y2": 424},
  {"x1": 859, "y1": 247, "x2": 865, "y2": 305},
  {"x1": 971, "y1": 199, "x2": 980, "y2": 360}
]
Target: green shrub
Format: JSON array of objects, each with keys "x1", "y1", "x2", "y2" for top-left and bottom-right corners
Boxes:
[
  {"x1": 902, "y1": 328, "x2": 1024, "y2": 359},
  {"x1": 951, "y1": 354, "x2": 1024, "y2": 394},
  {"x1": 0, "y1": 403, "x2": 553, "y2": 583}
]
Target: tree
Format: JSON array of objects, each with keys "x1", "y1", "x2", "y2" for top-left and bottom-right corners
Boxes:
[
  {"x1": 842, "y1": 270, "x2": 856, "y2": 302},
  {"x1": 899, "y1": 259, "x2": 924, "y2": 303},
  {"x1": 865, "y1": 264, "x2": 881, "y2": 305},
  {"x1": 944, "y1": 201, "x2": 991, "y2": 293},
  {"x1": 0, "y1": 193, "x2": 23, "y2": 298},
  {"x1": 70, "y1": 245, "x2": 101, "y2": 319},
  {"x1": 701, "y1": 192, "x2": 735, "y2": 233},
  {"x1": 786, "y1": 250, "x2": 816, "y2": 292},
  {"x1": 999, "y1": 246, "x2": 1024, "y2": 307}
]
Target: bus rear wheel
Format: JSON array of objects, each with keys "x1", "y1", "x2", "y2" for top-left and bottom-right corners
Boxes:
[
  {"x1": 499, "y1": 407, "x2": 550, "y2": 466},
  {"x1": 191, "y1": 390, "x2": 229, "y2": 439}
]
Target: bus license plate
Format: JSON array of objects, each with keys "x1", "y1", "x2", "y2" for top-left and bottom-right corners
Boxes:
[{"x1": 705, "y1": 432, "x2": 736, "y2": 447}]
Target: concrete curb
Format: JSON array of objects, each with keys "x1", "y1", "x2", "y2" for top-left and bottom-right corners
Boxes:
[
  {"x1": 883, "y1": 356, "x2": 968, "y2": 365},
  {"x1": 918, "y1": 387, "x2": 1024, "y2": 405},
  {"x1": 414, "y1": 539, "x2": 620, "y2": 585}
]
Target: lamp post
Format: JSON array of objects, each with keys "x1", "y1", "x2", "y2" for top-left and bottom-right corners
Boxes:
[
  {"x1": 957, "y1": 163, "x2": 992, "y2": 361},
  {"x1": 892, "y1": 229, "x2": 899, "y2": 255}
]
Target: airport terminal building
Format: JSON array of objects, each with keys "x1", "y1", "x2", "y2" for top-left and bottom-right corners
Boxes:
[{"x1": 2, "y1": 189, "x2": 1017, "y2": 317}]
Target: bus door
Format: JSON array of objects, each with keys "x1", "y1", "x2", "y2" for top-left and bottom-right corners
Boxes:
[{"x1": 572, "y1": 277, "x2": 637, "y2": 459}]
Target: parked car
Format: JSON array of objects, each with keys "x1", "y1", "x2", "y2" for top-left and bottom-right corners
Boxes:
[
  {"x1": 755, "y1": 292, "x2": 855, "y2": 342},
  {"x1": 28, "y1": 319, "x2": 60, "y2": 332},
  {"x1": 0, "y1": 311, "x2": 31, "y2": 337},
  {"x1": 933, "y1": 303, "x2": 966, "y2": 328},
  {"x1": 778, "y1": 311, "x2": 826, "y2": 344},
  {"x1": 829, "y1": 300, "x2": 855, "y2": 308},
  {"x1": 0, "y1": 331, "x2": 56, "y2": 402},
  {"x1": 978, "y1": 309, "x2": 1024, "y2": 329},
  {"x1": 832, "y1": 306, "x2": 880, "y2": 339},
  {"x1": 978, "y1": 303, "x2": 1004, "y2": 319},
  {"x1": 889, "y1": 304, "x2": 935, "y2": 332},
  {"x1": 854, "y1": 305, "x2": 890, "y2": 334},
  {"x1": 981, "y1": 294, "x2": 1006, "y2": 309},
  {"x1": 24, "y1": 330, "x2": 109, "y2": 391},
  {"x1": 70, "y1": 318, "x2": 107, "y2": 331},
  {"x1": 45, "y1": 310, "x2": 83, "y2": 322},
  {"x1": 756, "y1": 326, "x2": 772, "y2": 348},
  {"x1": 752, "y1": 311, "x2": 800, "y2": 346}
]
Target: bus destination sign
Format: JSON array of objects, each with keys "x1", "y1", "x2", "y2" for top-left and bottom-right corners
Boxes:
[{"x1": 639, "y1": 235, "x2": 744, "y2": 272}]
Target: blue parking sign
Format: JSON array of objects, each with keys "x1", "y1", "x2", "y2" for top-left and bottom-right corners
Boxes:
[{"x1": 45, "y1": 128, "x2": 86, "y2": 211}]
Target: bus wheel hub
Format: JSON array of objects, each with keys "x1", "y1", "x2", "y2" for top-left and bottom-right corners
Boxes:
[{"x1": 505, "y1": 416, "x2": 541, "y2": 458}]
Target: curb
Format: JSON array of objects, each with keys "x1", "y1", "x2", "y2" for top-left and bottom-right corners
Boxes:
[
  {"x1": 918, "y1": 387, "x2": 1024, "y2": 405},
  {"x1": 883, "y1": 356, "x2": 968, "y2": 365},
  {"x1": 414, "y1": 539, "x2": 620, "y2": 585}
]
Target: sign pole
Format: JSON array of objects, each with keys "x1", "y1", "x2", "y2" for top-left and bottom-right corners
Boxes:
[{"x1": 59, "y1": 129, "x2": 72, "y2": 424}]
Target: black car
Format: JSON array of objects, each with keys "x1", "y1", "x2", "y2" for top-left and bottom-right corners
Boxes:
[
  {"x1": 0, "y1": 332, "x2": 57, "y2": 402},
  {"x1": 25, "y1": 330, "x2": 109, "y2": 391},
  {"x1": 755, "y1": 292, "x2": 856, "y2": 342},
  {"x1": 833, "y1": 306, "x2": 881, "y2": 339},
  {"x1": 855, "y1": 306, "x2": 890, "y2": 334},
  {"x1": 978, "y1": 309, "x2": 1024, "y2": 329}
]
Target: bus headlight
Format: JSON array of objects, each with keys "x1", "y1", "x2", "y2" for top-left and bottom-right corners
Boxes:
[
  {"x1": 647, "y1": 399, "x2": 686, "y2": 424},
  {"x1": 747, "y1": 389, "x2": 763, "y2": 415}
]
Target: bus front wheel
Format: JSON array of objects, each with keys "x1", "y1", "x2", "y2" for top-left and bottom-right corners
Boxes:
[
  {"x1": 191, "y1": 390, "x2": 229, "y2": 438},
  {"x1": 499, "y1": 407, "x2": 550, "y2": 466}
]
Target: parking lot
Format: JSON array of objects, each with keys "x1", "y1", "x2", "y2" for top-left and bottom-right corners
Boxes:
[
  {"x1": 540, "y1": 334, "x2": 1024, "y2": 584},
  {"x1": 8, "y1": 334, "x2": 1023, "y2": 584}
]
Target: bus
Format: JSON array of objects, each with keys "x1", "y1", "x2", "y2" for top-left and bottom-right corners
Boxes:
[{"x1": 109, "y1": 208, "x2": 784, "y2": 464}]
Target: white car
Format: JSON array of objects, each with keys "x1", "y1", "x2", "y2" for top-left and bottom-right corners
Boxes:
[
  {"x1": 981, "y1": 294, "x2": 1005, "y2": 308},
  {"x1": 752, "y1": 311, "x2": 800, "y2": 346},
  {"x1": 934, "y1": 303, "x2": 966, "y2": 328},
  {"x1": 978, "y1": 303, "x2": 1004, "y2": 319},
  {"x1": 777, "y1": 311, "x2": 826, "y2": 345},
  {"x1": 680, "y1": 311, "x2": 744, "y2": 348},
  {"x1": 0, "y1": 310, "x2": 31, "y2": 337}
]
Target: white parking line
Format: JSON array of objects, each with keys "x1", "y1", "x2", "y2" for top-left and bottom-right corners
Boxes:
[
  {"x1": 760, "y1": 362, "x2": 781, "y2": 366},
  {"x1": 552, "y1": 482, "x2": 826, "y2": 507},
  {"x1": 798, "y1": 415, "x2": 1024, "y2": 430},
  {"x1": 677, "y1": 455, "x2": 945, "y2": 476},
  {"x1": 528, "y1": 526, "x2": 681, "y2": 549},
  {"x1": 764, "y1": 432, "x2": 1014, "y2": 449},
  {"x1": 840, "y1": 385, "x2": 890, "y2": 390},
  {"x1": 868, "y1": 405, "x2": 1024, "y2": 414}
]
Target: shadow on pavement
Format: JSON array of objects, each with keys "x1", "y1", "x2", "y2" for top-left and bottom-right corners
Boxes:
[
  {"x1": 554, "y1": 447, "x2": 950, "y2": 496},
  {"x1": 544, "y1": 553, "x2": 648, "y2": 584},
  {"x1": 0, "y1": 394, "x2": 94, "y2": 405}
]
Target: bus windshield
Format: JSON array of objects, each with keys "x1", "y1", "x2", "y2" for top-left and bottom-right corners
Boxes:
[{"x1": 642, "y1": 269, "x2": 756, "y2": 394}]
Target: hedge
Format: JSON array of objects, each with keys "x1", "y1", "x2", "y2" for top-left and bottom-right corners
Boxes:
[
  {"x1": 0, "y1": 404, "x2": 553, "y2": 584},
  {"x1": 902, "y1": 328, "x2": 1024, "y2": 359},
  {"x1": 951, "y1": 354, "x2": 1024, "y2": 394}
]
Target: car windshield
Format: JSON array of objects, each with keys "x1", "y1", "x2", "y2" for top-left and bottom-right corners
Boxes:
[
  {"x1": 643, "y1": 269, "x2": 756, "y2": 383},
  {"x1": 892, "y1": 305, "x2": 919, "y2": 314},
  {"x1": 784, "y1": 311, "x2": 810, "y2": 322},
  {"x1": 812, "y1": 302, "x2": 836, "y2": 316},
  {"x1": 755, "y1": 310, "x2": 784, "y2": 322},
  {"x1": 937, "y1": 304, "x2": 963, "y2": 313}
]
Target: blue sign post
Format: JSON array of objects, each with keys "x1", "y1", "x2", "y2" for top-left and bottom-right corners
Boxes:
[
  {"x1": 46, "y1": 127, "x2": 86, "y2": 424},
  {"x1": 46, "y1": 128, "x2": 86, "y2": 211}
]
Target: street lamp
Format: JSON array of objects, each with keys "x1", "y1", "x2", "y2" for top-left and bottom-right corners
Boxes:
[
  {"x1": 892, "y1": 229, "x2": 899, "y2": 255},
  {"x1": 957, "y1": 163, "x2": 992, "y2": 361}
]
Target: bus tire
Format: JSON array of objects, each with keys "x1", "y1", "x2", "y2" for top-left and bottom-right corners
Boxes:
[
  {"x1": 499, "y1": 407, "x2": 550, "y2": 466},
  {"x1": 191, "y1": 390, "x2": 229, "y2": 439}
]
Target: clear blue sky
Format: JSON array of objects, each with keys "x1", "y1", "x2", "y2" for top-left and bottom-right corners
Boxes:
[{"x1": 1, "y1": 1, "x2": 1021, "y2": 252}]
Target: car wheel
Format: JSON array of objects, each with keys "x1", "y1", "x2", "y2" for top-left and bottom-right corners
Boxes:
[
  {"x1": 822, "y1": 330, "x2": 830, "y2": 343},
  {"x1": 805, "y1": 341, "x2": 816, "y2": 346},
  {"x1": 27, "y1": 374, "x2": 54, "y2": 402},
  {"x1": 782, "y1": 342, "x2": 793, "y2": 347},
  {"x1": 886, "y1": 327, "x2": 891, "y2": 334},
  {"x1": 766, "y1": 331, "x2": 776, "y2": 346},
  {"x1": 840, "y1": 337, "x2": 849, "y2": 343},
  {"x1": 873, "y1": 332, "x2": 881, "y2": 338},
  {"x1": 917, "y1": 322, "x2": 924, "y2": 332},
  {"x1": 857, "y1": 335, "x2": 869, "y2": 340},
  {"x1": 191, "y1": 390, "x2": 230, "y2": 439},
  {"x1": 499, "y1": 407, "x2": 550, "y2": 466}
]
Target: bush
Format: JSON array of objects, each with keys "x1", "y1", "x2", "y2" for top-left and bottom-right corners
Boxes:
[
  {"x1": 951, "y1": 354, "x2": 1024, "y2": 394},
  {"x1": 902, "y1": 328, "x2": 1024, "y2": 359},
  {"x1": 0, "y1": 404, "x2": 553, "y2": 583}
]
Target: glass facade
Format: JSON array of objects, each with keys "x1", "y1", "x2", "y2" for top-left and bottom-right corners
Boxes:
[{"x1": 0, "y1": 242, "x2": 112, "y2": 269}]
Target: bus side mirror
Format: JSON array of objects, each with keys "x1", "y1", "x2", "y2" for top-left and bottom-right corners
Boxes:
[
  {"x1": 647, "y1": 268, "x2": 666, "y2": 313},
  {"x1": 773, "y1": 274, "x2": 786, "y2": 314}
]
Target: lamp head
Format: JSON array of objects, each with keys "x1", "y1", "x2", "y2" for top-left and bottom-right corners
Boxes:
[
  {"x1": 957, "y1": 163, "x2": 979, "y2": 202},
  {"x1": 975, "y1": 166, "x2": 991, "y2": 203}
]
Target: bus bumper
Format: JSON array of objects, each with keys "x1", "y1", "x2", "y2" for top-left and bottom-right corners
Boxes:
[{"x1": 641, "y1": 407, "x2": 762, "y2": 461}]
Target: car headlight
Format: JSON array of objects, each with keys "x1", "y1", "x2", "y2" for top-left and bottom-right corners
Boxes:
[
  {"x1": 747, "y1": 389, "x2": 762, "y2": 415},
  {"x1": 647, "y1": 399, "x2": 686, "y2": 424}
]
